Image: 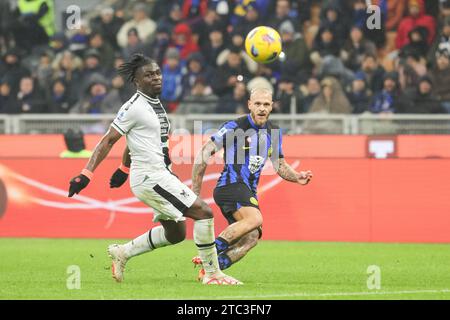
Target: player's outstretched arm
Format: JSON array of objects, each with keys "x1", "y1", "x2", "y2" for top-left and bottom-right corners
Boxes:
[
  {"x1": 192, "y1": 140, "x2": 218, "y2": 195},
  {"x1": 68, "y1": 126, "x2": 122, "y2": 197},
  {"x1": 110, "y1": 146, "x2": 130, "y2": 188},
  {"x1": 274, "y1": 158, "x2": 313, "y2": 185}
]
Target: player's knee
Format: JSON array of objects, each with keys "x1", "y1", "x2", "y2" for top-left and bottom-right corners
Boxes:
[
  {"x1": 250, "y1": 214, "x2": 263, "y2": 229},
  {"x1": 166, "y1": 230, "x2": 186, "y2": 244}
]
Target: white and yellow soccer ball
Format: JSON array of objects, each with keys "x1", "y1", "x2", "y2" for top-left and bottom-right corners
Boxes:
[{"x1": 245, "y1": 26, "x2": 282, "y2": 64}]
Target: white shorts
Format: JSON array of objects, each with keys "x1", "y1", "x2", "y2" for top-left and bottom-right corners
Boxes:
[{"x1": 130, "y1": 167, "x2": 197, "y2": 223}]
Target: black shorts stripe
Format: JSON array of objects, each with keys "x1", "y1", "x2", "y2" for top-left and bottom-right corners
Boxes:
[{"x1": 153, "y1": 184, "x2": 188, "y2": 214}]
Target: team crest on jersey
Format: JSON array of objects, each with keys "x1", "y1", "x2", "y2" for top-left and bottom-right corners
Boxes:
[
  {"x1": 248, "y1": 155, "x2": 264, "y2": 174},
  {"x1": 117, "y1": 111, "x2": 125, "y2": 121}
]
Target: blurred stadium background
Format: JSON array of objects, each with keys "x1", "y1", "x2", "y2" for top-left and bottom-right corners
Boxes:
[{"x1": 1, "y1": 0, "x2": 450, "y2": 300}]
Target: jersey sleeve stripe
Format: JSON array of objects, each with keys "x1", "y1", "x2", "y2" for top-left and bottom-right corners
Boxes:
[{"x1": 111, "y1": 122, "x2": 127, "y2": 135}]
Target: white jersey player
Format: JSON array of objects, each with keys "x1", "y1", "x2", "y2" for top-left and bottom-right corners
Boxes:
[{"x1": 68, "y1": 54, "x2": 241, "y2": 285}]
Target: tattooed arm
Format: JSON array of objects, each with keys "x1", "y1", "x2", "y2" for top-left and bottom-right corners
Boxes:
[
  {"x1": 274, "y1": 158, "x2": 313, "y2": 185},
  {"x1": 192, "y1": 140, "x2": 219, "y2": 195}
]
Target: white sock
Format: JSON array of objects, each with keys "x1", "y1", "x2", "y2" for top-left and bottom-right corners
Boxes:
[
  {"x1": 123, "y1": 226, "x2": 171, "y2": 258},
  {"x1": 193, "y1": 218, "x2": 221, "y2": 276}
]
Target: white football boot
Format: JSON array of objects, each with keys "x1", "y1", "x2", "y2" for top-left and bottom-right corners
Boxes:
[{"x1": 107, "y1": 244, "x2": 128, "y2": 282}]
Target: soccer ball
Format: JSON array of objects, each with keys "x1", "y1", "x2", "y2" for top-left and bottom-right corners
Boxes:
[{"x1": 245, "y1": 26, "x2": 282, "y2": 64}]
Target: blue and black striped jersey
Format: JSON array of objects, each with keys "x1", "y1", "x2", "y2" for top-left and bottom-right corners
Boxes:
[{"x1": 211, "y1": 114, "x2": 284, "y2": 195}]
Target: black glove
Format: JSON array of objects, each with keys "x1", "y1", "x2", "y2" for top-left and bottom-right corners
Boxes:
[
  {"x1": 68, "y1": 174, "x2": 90, "y2": 197},
  {"x1": 110, "y1": 168, "x2": 129, "y2": 188}
]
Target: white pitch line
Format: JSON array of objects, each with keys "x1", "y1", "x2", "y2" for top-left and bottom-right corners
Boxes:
[{"x1": 174, "y1": 289, "x2": 450, "y2": 300}]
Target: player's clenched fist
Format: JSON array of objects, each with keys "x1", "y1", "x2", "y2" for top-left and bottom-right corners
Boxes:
[
  {"x1": 68, "y1": 174, "x2": 91, "y2": 197},
  {"x1": 110, "y1": 168, "x2": 129, "y2": 188},
  {"x1": 298, "y1": 170, "x2": 313, "y2": 185}
]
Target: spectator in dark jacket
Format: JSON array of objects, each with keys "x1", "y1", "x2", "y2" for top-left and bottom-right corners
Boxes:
[
  {"x1": 211, "y1": 46, "x2": 252, "y2": 97},
  {"x1": 201, "y1": 25, "x2": 227, "y2": 67},
  {"x1": 48, "y1": 79, "x2": 74, "y2": 113},
  {"x1": 215, "y1": 81, "x2": 248, "y2": 114},
  {"x1": 346, "y1": 71, "x2": 371, "y2": 114},
  {"x1": 181, "y1": 52, "x2": 214, "y2": 99},
  {"x1": 13, "y1": 76, "x2": 47, "y2": 114},
  {"x1": 341, "y1": 25, "x2": 377, "y2": 72},
  {"x1": 0, "y1": 80, "x2": 18, "y2": 114},
  {"x1": 399, "y1": 76, "x2": 446, "y2": 113},
  {"x1": 278, "y1": 20, "x2": 310, "y2": 74},
  {"x1": 90, "y1": 6, "x2": 124, "y2": 51},
  {"x1": 0, "y1": 49, "x2": 30, "y2": 96},
  {"x1": 429, "y1": 47, "x2": 450, "y2": 112},
  {"x1": 369, "y1": 72, "x2": 407, "y2": 114},
  {"x1": 358, "y1": 53, "x2": 385, "y2": 96}
]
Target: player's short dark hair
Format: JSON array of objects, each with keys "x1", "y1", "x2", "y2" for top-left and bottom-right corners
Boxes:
[{"x1": 117, "y1": 53, "x2": 155, "y2": 83}]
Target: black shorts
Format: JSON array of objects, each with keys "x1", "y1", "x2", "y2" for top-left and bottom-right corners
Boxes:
[{"x1": 213, "y1": 182, "x2": 260, "y2": 223}]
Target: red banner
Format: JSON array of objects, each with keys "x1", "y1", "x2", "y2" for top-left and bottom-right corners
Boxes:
[{"x1": 0, "y1": 158, "x2": 449, "y2": 242}]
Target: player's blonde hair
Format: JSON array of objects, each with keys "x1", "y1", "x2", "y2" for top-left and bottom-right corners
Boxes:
[{"x1": 249, "y1": 87, "x2": 273, "y2": 100}]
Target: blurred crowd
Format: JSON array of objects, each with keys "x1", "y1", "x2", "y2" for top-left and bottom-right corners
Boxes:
[{"x1": 1, "y1": 0, "x2": 450, "y2": 116}]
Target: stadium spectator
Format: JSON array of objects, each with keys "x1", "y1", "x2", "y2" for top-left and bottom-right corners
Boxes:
[
  {"x1": 121, "y1": 28, "x2": 149, "y2": 61},
  {"x1": 216, "y1": 34, "x2": 258, "y2": 74},
  {"x1": 157, "y1": 2, "x2": 184, "y2": 35},
  {"x1": 268, "y1": 0, "x2": 299, "y2": 31},
  {"x1": 369, "y1": 72, "x2": 407, "y2": 114},
  {"x1": 346, "y1": 72, "x2": 371, "y2": 114},
  {"x1": 34, "y1": 51, "x2": 53, "y2": 92},
  {"x1": 341, "y1": 25, "x2": 377, "y2": 72},
  {"x1": 182, "y1": 0, "x2": 209, "y2": 22},
  {"x1": 358, "y1": 53, "x2": 386, "y2": 96},
  {"x1": 0, "y1": 80, "x2": 17, "y2": 114},
  {"x1": 0, "y1": 0, "x2": 14, "y2": 52},
  {"x1": 117, "y1": 3, "x2": 157, "y2": 48},
  {"x1": 101, "y1": 75, "x2": 134, "y2": 114},
  {"x1": 427, "y1": 16, "x2": 450, "y2": 66},
  {"x1": 319, "y1": 2, "x2": 349, "y2": 47},
  {"x1": 396, "y1": 0, "x2": 436, "y2": 49},
  {"x1": 160, "y1": 48, "x2": 184, "y2": 112},
  {"x1": 400, "y1": 76, "x2": 446, "y2": 113},
  {"x1": 169, "y1": 23, "x2": 200, "y2": 61},
  {"x1": 233, "y1": 2, "x2": 261, "y2": 36},
  {"x1": 51, "y1": 50, "x2": 83, "y2": 102},
  {"x1": 310, "y1": 26, "x2": 340, "y2": 67},
  {"x1": 399, "y1": 27, "x2": 430, "y2": 60},
  {"x1": 67, "y1": 20, "x2": 91, "y2": 57},
  {"x1": 308, "y1": 77, "x2": 352, "y2": 114},
  {"x1": 48, "y1": 32, "x2": 68, "y2": 55},
  {"x1": 274, "y1": 73, "x2": 303, "y2": 114},
  {"x1": 429, "y1": 47, "x2": 450, "y2": 112},
  {"x1": 177, "y1": 77, "x2": 219, "y2": 114},
  {"x1": 278, "y1": 20, "x2": 311, "y2": 74},
  {"x1": 298, "y1": 77, "x2": 321, "y2": 113},
  {"x1": 48, "y1": 79, "x2": 73, "y2": 113},
  {"x1": 181, "y1": 52, "x2": 214, "y2": 99},
  {"x1": 70, "y1": 77, "x2": 109, "y2": 114},
  {"x1": 0, "y1": 49, "x2": 30, "y2": 96},
  {"x1": 14, "y1": 0, "x2": 56, "y2": 52},
  {"x1": 192, "y1": 6, "x2": 227, "y2": 49},
  {"x1": 398, "y1": 52, "x2": 428, "y2": 92},
  {"x1": 148, "y1": 23, "x2": 171, "y2": 67},
  {"x1": 151, "y1": 0, "x2": 181, "y2": 22},
  {"x1": 372, "y1": 0, "x2": 406, "y2": 31},
  {"x1": 90, "y1": 6, "x2": 124, "y2": 51},
  {"x1": 215, "y1": 81, "x2": 248, "y2": 114},
  {"x1": 201, "y1": 26, "x2": 226, "y2": 67},
  {"x1": 88, "y1": 32, "x2": 115, "y2": 70},
  {"x1": 211, "y1": 46, "x2": 252, "y2": 97},
  {"x1": 13, "y1": 76, "x2": 47, "y2": 114},
  {"x1": 80, "y1": 49, "x2": 105, "y2": 93}
]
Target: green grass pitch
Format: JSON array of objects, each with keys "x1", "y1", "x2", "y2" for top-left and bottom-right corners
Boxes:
[{"x1": 1, "y1": 239, "x2": 449, "y2": 300}]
